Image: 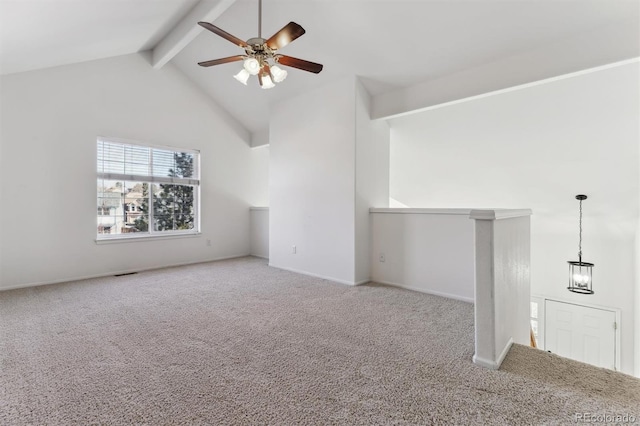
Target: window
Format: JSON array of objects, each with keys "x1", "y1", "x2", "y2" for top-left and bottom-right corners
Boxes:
[
  {"x1": 530, "y1": 301, "x2": 538, "y2": 340},
  {"x1": 530, "y1": 297, "x2": 545, "y2": 350},
  {"x1": 97, "y1": 138, "x2": 200, "y2": 240}
]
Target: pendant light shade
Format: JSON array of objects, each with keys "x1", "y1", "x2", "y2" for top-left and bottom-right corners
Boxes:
[
  {"x1": 567, "y1": 194, "x2": 594, "y2": 294},
  {"x1": 258, "y1": 71, "x2": 275, "y2": 89},
  {"x1": 243, "y1": 57, "x2": 261, "y2": 75},
  {"x1": 233, "y1": 69, "x2": 251, "y2": 85},
  {"x1": 568, "y1": 260, "x2": 594, "y2": 294},
  {"x1": 270, "y1": 64, "x2": 288, "y2": 83}
]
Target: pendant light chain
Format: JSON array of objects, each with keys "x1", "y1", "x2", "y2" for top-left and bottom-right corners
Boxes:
[{"x1": 578, "y1": 198, "x2": 583, "y2": 262}]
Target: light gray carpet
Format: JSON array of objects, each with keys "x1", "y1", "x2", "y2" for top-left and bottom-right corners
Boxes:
[{"x1": 1, "y1": 257, "x2": 638, "y2": 425}]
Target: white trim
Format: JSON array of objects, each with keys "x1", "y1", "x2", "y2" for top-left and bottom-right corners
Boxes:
[
  {"x1": 95, "y1": 231, "x2": 201, "y2": 244},
  {"x1": 267, "y1": 264, "x2": 360, "y2": 286},
  {"x1": 250, "y1": 207, "x2": 269, "y2": 211},
  {"x1": 379, "y1": 58, "x2": 640, "y2": 121},
  {"x1": 530, "y1": 296, "x2": 545, "y2": 351},
  {"x1": 540, "y1": 295, "x2": 621, "y2": 314},
  {"x1": 354, "y1": 279, "x2": 371, "y2": 286},
  {"x1": 369, "y1": 208, "x2": 533, "y2": 220},
  {"x1": 250, "y1": 254, "x2": 269, "y2": 260},
  {"x1": 497, "y1": 338, "x2": 514, "y2": 368},
  {"x1": 369, "y1": 208, "x2": 472, "y2": 215},
  {"x1": 96, "y1": 136, "x2": 201, "y2": 240},
  {"x1": 472, "y1": 338, "x2": 513, "y2": 370},
  {"x1": 97, "y1": 136, "x2": 200, "y2": 155},
  {"x1": 99, "y1": 172, "x2": 199, "y2": 186},
  {"x1": 469, "y1": 209, "x2": 533, "y2": 220},
  {"x1": 373, "y1": 279, "x2": 474, "y2": 304},
  {"x1": 472, "y1": 354, "x2": 500, "y2": 370},
  {"x1": 0, "y1": 254, "x2": 250, "y2": 292}
]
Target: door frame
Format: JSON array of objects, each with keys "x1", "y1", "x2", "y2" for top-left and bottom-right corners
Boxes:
[{"x1": 533, "y1": 294, "x2": 621, "y2": 371}]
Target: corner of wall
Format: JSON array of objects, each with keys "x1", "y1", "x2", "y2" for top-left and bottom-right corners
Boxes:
[
  {"x1": 269, "y1": 76, "x2": 357, "y2": 284},
  {"x1": 635, "y1": 217, "x2": 640, "y2": 377},
  {"x1": 354, "y1": 77, "x2": 390, "y2": 283},
  {"x1": 162, "y1": 59, "x2": 252, "y2": 145}
]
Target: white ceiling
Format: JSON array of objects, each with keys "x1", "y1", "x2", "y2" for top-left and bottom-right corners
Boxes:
[
  {"x1": 1, "y1": 0, "x2": 639, "y2": 135},
  {"x1": 174, "y1": 0, "x2": 640, "y2": 132},
  {"x1": 0, "y1": 0, "x2": 200, "y2": 75}
]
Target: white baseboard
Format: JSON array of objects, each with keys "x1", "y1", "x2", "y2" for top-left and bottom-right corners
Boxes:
[
  {"x1": 250, "y1": 254, "x2": 269, "y2": 260},
  {"x1": 497, "y1": 337, "x2": 514, "y2": 367},
  {"x1": 473, "y1": 338, "x2": 514, "y2": 370},
  {"x1": 267, "y1": 264, "x2": 362, "y2": 286},
  {"x1": 472, "y1": 355, "x2": 499, "y2": 370},
  {"x1": 372, "y1": 279, "x2": 474, "y2": 304},
  {"x1": 0, "y1": 254, "x2": 251, "y2": 292}
]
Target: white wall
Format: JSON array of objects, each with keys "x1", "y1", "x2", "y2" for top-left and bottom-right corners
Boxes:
[
  {"x1": 269, "y1": 77, "x2": 357, "y2": 284},
  {"x1": 248, "y1": 144, "x2": 269, "y2": 207},
  {"x1": 636, "y1": 205, "x2": 640, "y2": 376},
  {"x1": 473, "y1": 212, "x2": 531, "y2": 369},
  {"x1": 637, "y1": 98, "x2": 640, "y2": 377},
  {"x1": 355, "y1": 80, "x2": 390, "y2": 283},
  {"x1": 250, "y1": 208, "x2": 269, "y2": 259},
  {"x1": 492, "y1": 216, "x2": 531, "y2": 355},
  {"x1": 370, "y1": 209, "x2": 475, "y2": 302},
  {"x1": 0, "y1": 85, "x2": 4, "y2": 285},
  {"x1": 389, "y1": 62, "x2": 639, "y2": 375},
  {"x1": 0, "y1": 53, "x2": 264, "y2": 289},
  {"x1": 269, "y1": 77, "x2": 389, "y2": 285}
]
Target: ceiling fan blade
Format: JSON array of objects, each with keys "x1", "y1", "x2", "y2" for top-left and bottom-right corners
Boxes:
[
  {"x1": 198, "y1": 55, "x2": 245, "y2": 67},
  {"x1": 266, "y1": 22, "x2": 305, "y2": 50},
  {"x1": 277, "y1": 55, "x2": 323, "y2": 74},
  {"x1": 198, "y1": 22, "x2": 248, "y2": 48}
]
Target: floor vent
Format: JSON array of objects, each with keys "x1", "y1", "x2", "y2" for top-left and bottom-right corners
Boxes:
[{"x1": 114, "y1": 272, "x2": 138, "y2": 277}]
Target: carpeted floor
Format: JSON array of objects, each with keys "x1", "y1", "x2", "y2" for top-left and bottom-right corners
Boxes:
[{"x1": 1, "y1": 256, "x2": 638, "y2": 425}]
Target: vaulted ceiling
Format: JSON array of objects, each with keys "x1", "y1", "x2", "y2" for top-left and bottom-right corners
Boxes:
[{"x1": 2, "y1": 0, "x2": 639, "y2": 137}]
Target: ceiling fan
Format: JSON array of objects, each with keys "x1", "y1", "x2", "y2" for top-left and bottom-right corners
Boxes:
[{"x1": 197, "y1": 0, "x2": 323, "y2": 89}]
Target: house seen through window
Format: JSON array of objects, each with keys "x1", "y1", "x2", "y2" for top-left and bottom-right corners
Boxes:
[{"x1": 97, "y1": 138, "x2": 200, "y2": 239}]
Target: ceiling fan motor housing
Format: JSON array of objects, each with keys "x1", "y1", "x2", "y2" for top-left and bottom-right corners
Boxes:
[{"x1": 247, "y1": 37, "x2": 267, "y2": 48}]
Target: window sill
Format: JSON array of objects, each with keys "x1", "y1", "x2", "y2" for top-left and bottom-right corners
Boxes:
[{"x1": 95, "y1": 232, "x2": 201, "y2": 245}]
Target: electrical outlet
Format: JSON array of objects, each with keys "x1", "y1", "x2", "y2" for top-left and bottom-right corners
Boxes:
[
  {"x1": 206, "y1": 239, "x2": 212, "y2": 247},
  {"x1": 292, "y1": 245, "x2": 297, "y2": 254},
  {"x1": 379, "y1": 253, "x2": 385, "y2": 262}
]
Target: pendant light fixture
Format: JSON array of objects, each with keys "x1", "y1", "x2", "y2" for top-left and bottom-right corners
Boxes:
[{"x1": 567, "y1": 194, "x2": 594, "y2": 294}]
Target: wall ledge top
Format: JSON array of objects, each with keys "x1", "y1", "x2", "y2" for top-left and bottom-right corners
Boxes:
[
  {"x1": 369, "y1": 208, "x2": 472, "y2": 215},
  {"x1": 469, "y1": 209, "x2": 533, "y2": 220},
  {"x1": 250, "y1": 206, "x2": 269, "y2": 211}
]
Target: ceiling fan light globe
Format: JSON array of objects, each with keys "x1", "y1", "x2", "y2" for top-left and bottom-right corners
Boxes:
[
  {"x1": 233, "y1": 69, "x2": 250, "y2": 85},
  {"x1": 270, "y1": 65, "x2": 288, "y2": 83},
  {"x1": 243, "y1": 57, "x2": 261, "y2": 75},
  {"x1": 260, "y1": 74, "x2": 276, "y2": 89}
]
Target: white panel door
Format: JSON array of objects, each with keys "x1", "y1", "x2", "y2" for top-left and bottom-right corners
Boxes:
[{"x1": 545, "y1": 300, "x2": 616, "y2": 370}]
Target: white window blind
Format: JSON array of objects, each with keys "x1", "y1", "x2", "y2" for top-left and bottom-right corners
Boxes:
[{"x1": 97, "y1": 139, "x2": 200, "y2": 185}]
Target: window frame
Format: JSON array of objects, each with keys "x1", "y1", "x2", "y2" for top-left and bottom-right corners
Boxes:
[
  {"x1": 530, "y1": 295, "x2": 545, "y2": 350},
  {"x1": 96, "y1": 136, "x2": 201, "y2": 242}
]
